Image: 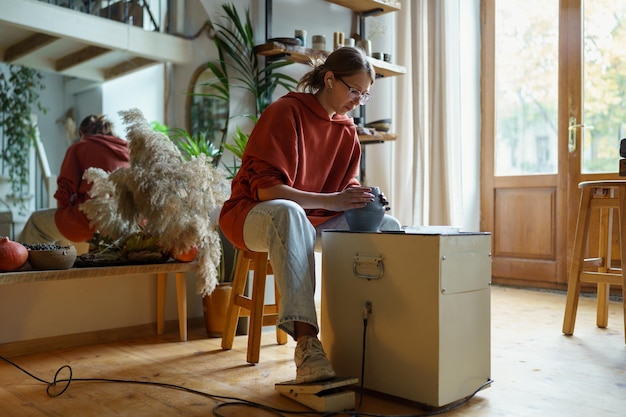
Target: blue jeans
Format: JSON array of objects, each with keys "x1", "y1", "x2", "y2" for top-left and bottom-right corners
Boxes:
[{"x1": 242, "y1": 199, "x2": 401, "y2": 339}]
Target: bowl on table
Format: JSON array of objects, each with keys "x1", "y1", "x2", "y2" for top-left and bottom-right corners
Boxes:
[{"x1": 26, "y1": 244, "x2": 77, "y2": 270}]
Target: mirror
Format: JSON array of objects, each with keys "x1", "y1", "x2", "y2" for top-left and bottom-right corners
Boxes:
[{"x1": 186, "y1": 65, "x2": 229, "y2": 161}]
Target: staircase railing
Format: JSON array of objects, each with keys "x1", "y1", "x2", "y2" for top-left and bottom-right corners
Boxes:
[
  {"x1": 35, "y1": 0, "x2": 163, "y2": 32},
  {"x1": 33, "y1": 116, "x2": 57, "y2": 210}
]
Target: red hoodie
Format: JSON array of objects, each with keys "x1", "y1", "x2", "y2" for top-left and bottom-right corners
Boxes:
[
  {"x1": 219, "y1": 92, "x2": 361, "y2": 250},
  {"x1": 54, "y1": 134, "x2": 130, "y2": 242}
]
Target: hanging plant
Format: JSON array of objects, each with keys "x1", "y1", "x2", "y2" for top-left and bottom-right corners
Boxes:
[{"x1": 0, "y1": 65, "x2": 47, "y2": 213}]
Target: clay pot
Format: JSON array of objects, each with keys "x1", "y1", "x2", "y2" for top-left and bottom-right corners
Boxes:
[
  {"x1": 344, "y1": 186, "x2": 386, "y2": 232},
  {"x1": 28, "y1": 245, "x2": 77, "y2": 270},
  {"x1": 202, "y1": 282, "x2": 233, "y2": 337}
]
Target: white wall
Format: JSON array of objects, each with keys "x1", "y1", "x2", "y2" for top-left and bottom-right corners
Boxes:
[
  {"x1": 103, "y1": 63, "x2": 166, "y2": 133},
  {"x1": 37, "y1": 72, "x2": 75, "y2": 174}
]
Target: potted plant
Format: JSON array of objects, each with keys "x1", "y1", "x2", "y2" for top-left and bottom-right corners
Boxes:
[{"x1": 0, "y1": 65, "x2": 47, "y2": 214}]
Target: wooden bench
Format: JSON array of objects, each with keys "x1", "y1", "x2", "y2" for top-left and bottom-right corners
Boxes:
[{"x1": 0, "y1": 261, "x2": 196, "y2": 342}]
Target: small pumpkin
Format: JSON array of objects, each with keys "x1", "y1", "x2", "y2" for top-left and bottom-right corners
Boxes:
[
  {"x1": 0, "y1": 237, "x2": 29, "y2": 272},
  {"x1": 171, "y1": 245, "x2": 198, "y2": 263}
]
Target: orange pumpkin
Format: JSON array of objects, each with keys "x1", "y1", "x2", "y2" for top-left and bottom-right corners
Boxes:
[
  {"x1": 0, "y1": 237, "x2": 29, "y2": 272},
  {"x1": 171, "y1": 245, "x2": 198, "y2": 262}
]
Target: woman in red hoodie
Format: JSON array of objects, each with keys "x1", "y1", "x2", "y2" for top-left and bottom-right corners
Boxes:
[
  {"x1": 219, "y1": 46, "x2": 401, "y2": 384},
  {"x1": 19, "y1": 114, "x2": 130, "y2": 253}
]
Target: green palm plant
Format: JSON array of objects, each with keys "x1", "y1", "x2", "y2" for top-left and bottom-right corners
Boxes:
[
  {"x1": 197, "y1": 3, "x2": 298, "y2": 176},
  {"x1": 222, "y1": 117, "x2": 256, "y2": 178},
  {"x1": 168, "y1": 127, "x2": 222, "y2": 162},
  {"x1": 209, "y1": 3, "x2": 298, "y2": 115}
]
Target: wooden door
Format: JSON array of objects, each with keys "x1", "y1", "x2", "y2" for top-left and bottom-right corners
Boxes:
[{"x1": 480, "y1": 0, "x2": 626, "y2": 289}]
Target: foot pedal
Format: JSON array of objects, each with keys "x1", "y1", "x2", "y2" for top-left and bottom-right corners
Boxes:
[{"x1": 275, "y1": 376, "x2": 358, "y2": 412}]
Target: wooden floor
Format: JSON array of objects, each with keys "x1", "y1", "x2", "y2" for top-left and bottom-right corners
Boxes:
[{"x1": 1, "y1": 285, "x2": 625, "y2": 417}]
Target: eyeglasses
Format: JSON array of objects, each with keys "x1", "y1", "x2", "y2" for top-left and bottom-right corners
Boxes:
[{"x1": 337, "y1": 78, "x2": 372, "y2": 105}]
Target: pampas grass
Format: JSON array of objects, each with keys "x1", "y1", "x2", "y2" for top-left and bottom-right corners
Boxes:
[{"x1": 80, "y1": 108, "x2": 229, "y2": 296}]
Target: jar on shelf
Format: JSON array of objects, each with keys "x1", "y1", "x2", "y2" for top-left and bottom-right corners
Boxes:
[
  {"x1": 357, "y1": 39, "x2": 371, "y2": 56},
  {"x1": 295, "y1": 29, "x2": 306, "y2": 47},
  {"x1": 312, "y1": 35, "x2": 326, "y2": 51},
  {"x1": 333, "y1": 32, "x2": 345, "y2": 50}
]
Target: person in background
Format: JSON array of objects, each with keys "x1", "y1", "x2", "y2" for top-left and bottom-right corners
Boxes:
[
  {"x1": 19, "y1": 114, "x2": 130, "y2": 254},
  {"x1": 219, "y1": 46, "x2": 401, "y2": 384}
]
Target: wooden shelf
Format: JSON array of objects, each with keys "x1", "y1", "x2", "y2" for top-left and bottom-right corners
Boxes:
[
  {"x1": 359, "y1": 132, "x2": 397, "y2": 143},
  {"x1": 255, "y1": 41, "x2": 328, "y2": 64},
  {"x1": 255, "y1": 41, "x2": 406, "y2": 77},
  {"x1": 368, "y1": 56, "x2": 406, "y2": 77},
  {"x1": 325, "y1": 0, "x2": 401, "y2": 16}
]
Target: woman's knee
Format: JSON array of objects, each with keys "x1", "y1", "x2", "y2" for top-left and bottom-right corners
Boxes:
[
  {"x1": 270, "y1": 200, "x2": 315, "y2": 236},
  {"x1": 244, "y1": 200, "x2": 314, "y2": 250}
]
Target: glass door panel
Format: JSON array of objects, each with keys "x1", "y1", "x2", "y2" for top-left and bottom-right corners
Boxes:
[
  {"x1": 494, "y1": 1, "x2": 559, "y2": 176},
  {"x1": 582, "y1": 2, "x2": 626, "y2": 173}
]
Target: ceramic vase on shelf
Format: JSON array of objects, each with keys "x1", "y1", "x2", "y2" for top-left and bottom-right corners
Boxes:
[{"x1": 344, "y1": 186, "x2": 385, "y2": 232}]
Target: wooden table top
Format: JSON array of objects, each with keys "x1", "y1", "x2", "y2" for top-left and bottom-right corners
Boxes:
[{"x1": 0, "y1": 261, "x2": 196, "y2": 286}]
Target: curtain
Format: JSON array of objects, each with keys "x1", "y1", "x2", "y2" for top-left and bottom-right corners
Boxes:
[{"x1": 390, "y1": 0, "x2": 480, "y2": 230}]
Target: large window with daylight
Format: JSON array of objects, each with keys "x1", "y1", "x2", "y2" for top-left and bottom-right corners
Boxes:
[
  {"x1": 582, "y1": 2, "x2": 626, "y2": 173},
  {"x1": 494, "y1": 1, "x2": 559, "y2": 176}
]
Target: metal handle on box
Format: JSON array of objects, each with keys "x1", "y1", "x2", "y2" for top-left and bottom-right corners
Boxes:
[{"x1": 352, "y1": 254, "x2": 384, "y2": 279}]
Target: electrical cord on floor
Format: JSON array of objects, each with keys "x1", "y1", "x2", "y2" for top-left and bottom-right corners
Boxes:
[
  {"x1": 1, "y1": 344, "x2": 491, "y2": 417},
  {"x1": 0, "y1": 354, "x2": 315, "y2": 417}
]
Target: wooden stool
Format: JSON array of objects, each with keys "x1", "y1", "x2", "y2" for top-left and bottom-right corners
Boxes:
[
  {"x1": 221, "y1": 249, "x2": 288, "y2": 363},
  {"x1": 563, "y1": 180, "x2": 626, "y2": 343}
]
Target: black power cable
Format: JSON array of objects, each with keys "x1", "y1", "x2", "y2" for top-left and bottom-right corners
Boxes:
[{"x1": 0, "y1": 343, "x2": 491, "y2": 417}]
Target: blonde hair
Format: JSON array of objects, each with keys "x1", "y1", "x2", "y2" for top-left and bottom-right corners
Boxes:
[
  {"x1": 297, "y1": 46, "x2": 375, "y2": 93},
  {"x1": 79, "y1": 114, "x2": 115, "y2": 136}
]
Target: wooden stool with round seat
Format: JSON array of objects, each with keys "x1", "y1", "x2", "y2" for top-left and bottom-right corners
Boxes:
[
  {"x1": 221, "y1": 249, "x2": 288, "y2": 363},
  {"x1": 563, "y1": 180, "x2": 626, "y2": 343}
]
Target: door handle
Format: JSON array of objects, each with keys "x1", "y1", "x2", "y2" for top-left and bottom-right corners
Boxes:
[{"x1": 568, "y1": 116, "x2": 593, "y2": 153}]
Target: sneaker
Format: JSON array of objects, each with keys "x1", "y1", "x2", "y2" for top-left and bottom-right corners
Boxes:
[{"x1": 294, "y1": 335, "x2": 336, "y2": 383}]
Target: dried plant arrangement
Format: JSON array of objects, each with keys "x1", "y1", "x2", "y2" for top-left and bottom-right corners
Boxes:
[{"x1": 80, "y1": 108, "x2": 229, "y2": 296}]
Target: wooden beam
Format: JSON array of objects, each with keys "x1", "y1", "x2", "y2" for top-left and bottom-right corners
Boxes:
[
  {"x1": 104, "y1": 57, "x2": 157, "y2": 80},
  {"x1": 56, "y1": 45, "x2": 111, "y2": 72},
  {"x1": 4, "y1": 33, "x2": 59, "y2": 62}
]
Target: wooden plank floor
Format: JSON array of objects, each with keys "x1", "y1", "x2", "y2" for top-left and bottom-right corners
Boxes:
[{"x1": 1, "y1": 285, "x2": 625, "y2": 416}]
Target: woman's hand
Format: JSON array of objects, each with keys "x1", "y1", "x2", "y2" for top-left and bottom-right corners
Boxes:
[{"x1": 326, "y1": 187, "x2": 375, "y2": 212}]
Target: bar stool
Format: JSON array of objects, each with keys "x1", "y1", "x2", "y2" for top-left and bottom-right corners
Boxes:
[
  {"x1": 221, "y1": 249, "x2": 288, "y2": 363},
  {"x1": 562, "y1": 180, "x2": 626, "y2": 343}
]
